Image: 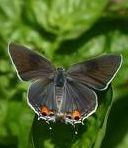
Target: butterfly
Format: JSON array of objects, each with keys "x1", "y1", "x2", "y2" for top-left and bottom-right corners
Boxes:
[{"x1": 8, "y1": 42, "x2": 122, "y2": 125}]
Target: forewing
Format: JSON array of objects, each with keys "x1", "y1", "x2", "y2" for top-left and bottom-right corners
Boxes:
[
  {"x1": 9, "y1": 42, "x2": 55, "y2": 81},
  {"x1": 61, "y1": 79, "x2": 97, "y2": 118},
  {"x1": 67, "y1": 55, "x2": 122, "y2": 90},
  {"x1": 28, "y1": 79, "x2": 57, "y2": 113}
]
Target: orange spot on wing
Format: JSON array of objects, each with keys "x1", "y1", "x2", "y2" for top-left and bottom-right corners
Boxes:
[
  {"x1": 72, "y1": 111, "x2": 81, "y2": 120},
  {"x1": 40, "y1": 106, "x2": 49, "y2": 116}
]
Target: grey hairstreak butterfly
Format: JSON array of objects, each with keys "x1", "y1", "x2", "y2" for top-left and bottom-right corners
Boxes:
[{"x1": 8, "y1": 42, "x2": 122, "y2": 125}]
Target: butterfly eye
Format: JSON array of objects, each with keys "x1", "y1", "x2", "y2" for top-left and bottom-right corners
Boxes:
[
  {"x1": 40, "y1": 106, "x2": 49, "y2": 116},
  {"x1": 72, "y1": 111, "x2": 81, "y2": 121}
]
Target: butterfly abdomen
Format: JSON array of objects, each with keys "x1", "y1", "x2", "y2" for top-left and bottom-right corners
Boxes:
[{"x1": 55, "y1": 87, "x2": 64, "y2": 112}]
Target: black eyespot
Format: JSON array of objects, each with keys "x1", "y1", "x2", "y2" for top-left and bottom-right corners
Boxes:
[
  {"x1": 74, "y1": 116, "x2": 80, "y2": 120},
  {"x1": 66, "y1": 115, "x2": 72, "y2": 119},
  {"x1": 49, "y1": 112, "x2": 54, "y2": 116},
  {"x1": 42, "y1": 112, "x2": 47, "y2": 116}
]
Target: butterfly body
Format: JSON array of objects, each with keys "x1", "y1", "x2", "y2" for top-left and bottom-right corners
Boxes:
[
  {"x1": 8, "y1": 42, "x2": 122, "y2": 125},
  {"x1": 54, "y1": 67, "x2": 65, "y2": 87}
]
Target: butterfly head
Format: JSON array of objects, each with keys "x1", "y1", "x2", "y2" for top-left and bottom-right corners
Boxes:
[{"x1": 56, "y1": 67, "x2": 65, "y2": 72}]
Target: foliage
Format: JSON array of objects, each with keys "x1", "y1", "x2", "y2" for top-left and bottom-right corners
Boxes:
[{"x1": 0, "y1": 0, "x2": 128, "y2": 148}]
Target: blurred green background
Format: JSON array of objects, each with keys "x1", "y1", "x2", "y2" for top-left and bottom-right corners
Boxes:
[{"x1": 0, "y1": 0, "x2": 128, "y2": 148}]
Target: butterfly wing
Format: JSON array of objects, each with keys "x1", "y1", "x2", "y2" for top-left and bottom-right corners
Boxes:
[
  {"x1": 67, "y1": 54, "x2": 122, "y2": 90},
  {"x1": 9, "y1": 43, "x2": 57, "y2": 120},
  {"x1": 28, "y1": 79, "x2": 57, "y2": 115},
  {"x1": 9, "y1": 42, "x2": 55, "y2": 81},
  {"x1": 61, "y1": 79, "x2": 97, "y2": 123}
]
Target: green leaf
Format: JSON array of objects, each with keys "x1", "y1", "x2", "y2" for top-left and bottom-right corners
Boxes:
[
  {"x1": 101, "y1": 93, "x2": 128, "y2": 148},
  {"x1": 105, "y1": 0, "x2": 128, "y2": 17},
  {"x1": 0, "y1": 99, "x2": 33, "y2": 148},
  {"x1": 28, "y1": 86, "x2": 112, "y2": 148},
  {"x1": 24, "y1": 0, "x2": 109, "y2": 39}
]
